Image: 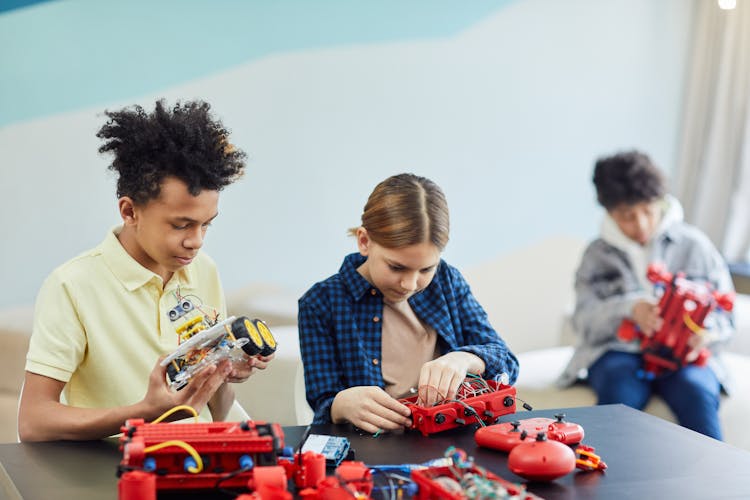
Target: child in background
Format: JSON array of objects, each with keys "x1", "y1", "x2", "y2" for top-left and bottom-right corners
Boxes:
[
  {"x1": 298, "y1": 173, "x2": 519, "y2": 433},
  {"x1": 559, "y1": 150, "x2": 735, "y2": 439},
  {"x1": 19, "y1": 100, "x2": 272, "y2": 441}
]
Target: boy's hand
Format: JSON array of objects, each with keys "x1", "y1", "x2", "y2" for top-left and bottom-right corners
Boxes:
[
  {"x1": 417, "y1": 351, "x2": 484, "y2": 406},
  {"x1": 228, "y1": 353, "x2": 275, "y2": 383},
  {"x1": 631, "y1": 300, "x2": 663, "y2": 336},
  {"x1": 685, "y1": 330, "x2": 716, "y2": 362},
  {"x1": 331, "y1": 386, "x2": 411, "y2": 434},
  {"x1": 144, "y1": 357, "x2": 231, "y2": 419}
]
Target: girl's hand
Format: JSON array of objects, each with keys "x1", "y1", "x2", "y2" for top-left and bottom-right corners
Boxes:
[
  {"x1": 331, "y1": 386, "x2": 412, "y2": 434},
  {"x1": 631, "y1": 300, "x2": 663, "y2": 336},
  {"x1": 417, "y1": 351, "x2": 485, "y2": 406}
]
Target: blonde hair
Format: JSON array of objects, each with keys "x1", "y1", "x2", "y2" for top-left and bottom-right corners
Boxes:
[{"x1": 349, "y1": 173, "x2": 450, "y2": 250}]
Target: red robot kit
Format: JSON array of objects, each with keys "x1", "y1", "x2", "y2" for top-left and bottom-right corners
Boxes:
[
  {"x1": 118, "y1": 418, "x2": 287, "y2": 494},
  {"x1": 400, "y1": 377, "x2": 518, "y2": 436},
  {"x1": 116, "y1": 416, "x2": 539, "y2": 499},
  {"x1": 617, "y1": 262, "x2": 734, "y2": 377}
]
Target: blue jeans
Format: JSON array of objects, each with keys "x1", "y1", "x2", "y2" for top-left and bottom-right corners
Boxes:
[{"x1": 587, "y1": 350, "x2": 722, "y2": 440}]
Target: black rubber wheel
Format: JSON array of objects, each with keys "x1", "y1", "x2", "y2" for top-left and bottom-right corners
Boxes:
[
  {"x1": 231, "y1": 316, "x2": 265, "y2": 356},
  {"x1": 253, "y1": 319, "x2": 277, "y2": 356}
]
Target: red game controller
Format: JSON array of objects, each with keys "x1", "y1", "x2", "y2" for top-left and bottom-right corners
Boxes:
[
  {"x1": 507, "y1": 432, "x2": 576, "y2": 482},
  {"x1": 475, "y1": 413, "x2": 584, "y2": 452}
]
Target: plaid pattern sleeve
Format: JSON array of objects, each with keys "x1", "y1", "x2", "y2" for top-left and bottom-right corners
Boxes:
[
  {"x1": 298, "y1": 253, "x2": 385, "y2": 424},
  {"x1": 298, "y1": 282, "x2": 339, "y2": 424}
]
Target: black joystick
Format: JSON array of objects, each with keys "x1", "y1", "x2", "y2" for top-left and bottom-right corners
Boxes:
[
  {"x1": 510, "y1": 421, "x2": 521, "y2": 432},
  {"x1": 554, "y1": 413, "x2": 566, "y2": 423}
]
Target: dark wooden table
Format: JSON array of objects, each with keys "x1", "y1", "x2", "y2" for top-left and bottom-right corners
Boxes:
[{"x1": 2, "y1": 404, "x2": 749, "y2": 499}]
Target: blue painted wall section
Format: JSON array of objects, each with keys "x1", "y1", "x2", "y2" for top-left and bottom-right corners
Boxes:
[
  {"x1": 0, "y1": 0, "x2": 55, "y2": 14},
  {"x1": 0, "y1": 0, "x2": 513, "y2": 128},
  {"x1": 0, "y1": 1, "x2": 693, "y2": 308}
]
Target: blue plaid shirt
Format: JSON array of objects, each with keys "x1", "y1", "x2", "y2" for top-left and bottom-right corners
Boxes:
[{"x1": 298, "y1": 252, "x2": 519, "y2": 424}]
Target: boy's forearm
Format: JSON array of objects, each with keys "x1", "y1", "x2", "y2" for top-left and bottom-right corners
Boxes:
[
  {"x1": 19, "y1": 399, "x2": 152, "y2": 442},
  {"x1": 207, "y1": 382, "x2": 235, "y2": 422}
]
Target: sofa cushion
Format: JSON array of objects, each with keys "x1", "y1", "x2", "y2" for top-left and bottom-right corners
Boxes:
[
  {"x1": 0, "y1": 306, "x2": 33, "y2": 396},
  {"x1": 225, "y1": 284, "x2": 298, "y2": 327},
  {"x1": 515, "y1": 346, "x2": 675, "y2": 421},
  {"x1": 0, "y1": 331, "x2": 29, "y2": 395},
  {"x1": 0, "y1": 395, "x2": 18, "y2": 443},
  {"x1": 462, "y1": 236, "x2": 585, "y2": 354}
]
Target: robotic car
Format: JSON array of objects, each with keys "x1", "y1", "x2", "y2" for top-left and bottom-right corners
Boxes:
[{"x1": 161, "y1": 293, "x2": 277, "y2": 390}]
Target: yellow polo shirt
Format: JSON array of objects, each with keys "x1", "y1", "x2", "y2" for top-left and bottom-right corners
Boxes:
[{"x1": 26, "y1": 226, "x2": 233, "y2": 420}]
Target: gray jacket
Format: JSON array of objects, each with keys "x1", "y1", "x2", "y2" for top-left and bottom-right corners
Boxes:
[{"x1": 558, "y1": 221, "x2": 735, "y2": 392}]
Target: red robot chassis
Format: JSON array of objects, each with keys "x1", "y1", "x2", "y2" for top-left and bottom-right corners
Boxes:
[
  {"x1": 400, "y1": 379, "x2": 517, "y2": 436},
  {"x1": 118, "y1": 418, "x2": 287, "y2": 495},
  {"x1": 617, "y1": 262, "x2": 734, "y2": 377}
]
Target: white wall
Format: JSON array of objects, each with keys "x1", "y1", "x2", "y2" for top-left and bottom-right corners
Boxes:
[{"x1": 0, "y1": 0, "x2": 693, "y2": 308}]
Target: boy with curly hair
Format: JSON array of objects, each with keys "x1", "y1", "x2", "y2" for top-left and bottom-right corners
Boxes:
[
  {"x1": 18, "y1": 100, "x2": 270, "y2": 441},
  {"x1": 559, "y1": 150, "x2": 735, "y2": 439}
]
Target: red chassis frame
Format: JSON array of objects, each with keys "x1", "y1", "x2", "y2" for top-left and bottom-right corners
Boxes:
[{"x1": 400, "y1": 380, "x2": 517, "y2": 436}]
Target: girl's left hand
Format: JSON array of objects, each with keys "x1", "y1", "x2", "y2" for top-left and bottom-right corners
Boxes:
[
  {"x1": 228, "y1": 353, "x2": 275, "y2": 383},
  {"x1": 417, "y1": 351, "x2": 485, "y2": 406}
]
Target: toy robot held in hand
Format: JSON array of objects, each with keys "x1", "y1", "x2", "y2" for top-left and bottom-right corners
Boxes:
[
  {"x1": 161, "y1": 291, "x2": 277, "y2": 390},
  {"x1": 617, "y1": 262, "x2": 734, "y2": 378}
]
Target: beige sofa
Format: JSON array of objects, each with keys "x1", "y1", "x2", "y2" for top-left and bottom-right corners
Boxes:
[{"x1": 0, "y1": 307, "x2": 33, "y2": 443}]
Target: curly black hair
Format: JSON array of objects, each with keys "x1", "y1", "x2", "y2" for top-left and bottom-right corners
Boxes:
[
  {"x1": 593, "y1": 150, "x2": 666, "y2": 210},
  {"x1": 97, "y1": 99, "x2": 247, "y2": 204}
]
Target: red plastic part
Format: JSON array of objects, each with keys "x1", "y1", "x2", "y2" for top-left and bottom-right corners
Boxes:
[
  {"x1": 507, "y1": 436, "x2": 576, "y2": 482},
  {"x1": 400, "y1": 380, "x2": 517, "y2": 436},
  {"x1": 118, "y1": 471, "x2": 156, "y2": 500},
  {"x1": 300, "y1": 461, "x2": 373, "y2": 500},
  {"x1": 617, "y1": 262, "x2": 735, "y2": 377},
  {"x1": 334, "y1": 461, "x2": 373, "y2": 496},
  {"x1": 118, "y1": 419, "x2": 285, "y2": 495},
  {"x1": 475, "y1": 416, "x2": 584, "y2": 452},
  {"x1": 301, "y1": 451, "x2": 326, "y2": 488},
  {"x1": 253, "y1": 466, "x2": 291, "y2": 500}
]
